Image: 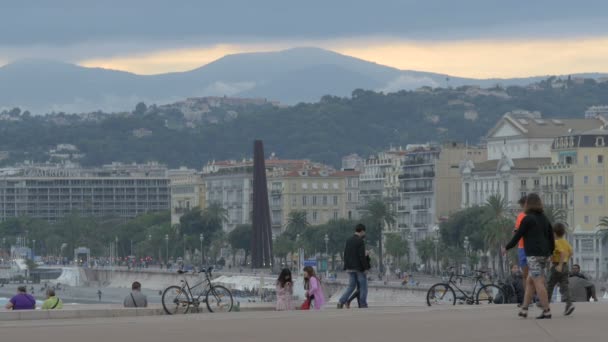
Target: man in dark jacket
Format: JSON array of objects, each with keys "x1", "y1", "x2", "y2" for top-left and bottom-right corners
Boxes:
[{"x1": 337, "y1": 224, "x2": 370, "y2": 308}]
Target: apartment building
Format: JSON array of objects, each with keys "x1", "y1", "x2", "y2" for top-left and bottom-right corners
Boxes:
[
  {"x1": 168, "y1": 167, "x2": 205, "y2": 225},
  {"x1": 462, "y1": 111, "x2": 604, "y2": 208},
  {"x1": 0, "y1": 162, "x2": 170, "y2": 222},
  {"x1": 539, "y1": 127, "x2": 608, "y2": 278}
]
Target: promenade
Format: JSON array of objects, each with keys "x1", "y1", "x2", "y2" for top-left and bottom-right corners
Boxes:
[{"x1": 1, "y1": 303, "x2": 605, "y2": 342}]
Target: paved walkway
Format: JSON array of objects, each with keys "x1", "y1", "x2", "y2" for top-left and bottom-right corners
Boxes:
[{"x1": 1, "y1": 303, "x2": 605, "y2": 342}]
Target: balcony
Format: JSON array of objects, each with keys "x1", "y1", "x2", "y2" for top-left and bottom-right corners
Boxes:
[
  {"x1": 413, "y1": 222, "x2": 427, "y2": 228},
  {"x1": 412, "y1": 205, "x2": 429, "y2": 210},
  {"x1": 401, "y1": 187, "x2": 433, "y2": 193}
]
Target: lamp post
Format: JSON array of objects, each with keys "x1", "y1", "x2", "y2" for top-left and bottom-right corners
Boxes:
[
  {"x1": 115, "y1": 236, "x2": 119, "y2": 267},
  {"x1": 296, "y1": 233, "x2": 301, "y2": 271},
  {"x1": 463, "y1": 236, "x2": 470, "y2": 275},
  {"x1": 199, "y1": 233, "x2": 204, "y2": 267},
  {"x1": 165, "y1": 234, "x2": 169, "y2": 264},
  {"x1": 324, "y1": 233, "x2": 329, "y2": 278}
]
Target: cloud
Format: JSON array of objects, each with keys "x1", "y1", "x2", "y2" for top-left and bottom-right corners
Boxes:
[
  {"x1": 1, "y1": 1, "x2": 607, "y2": 46},
  {"x1": 379, "y1": 75, "x2": 440, "y2": 92}
]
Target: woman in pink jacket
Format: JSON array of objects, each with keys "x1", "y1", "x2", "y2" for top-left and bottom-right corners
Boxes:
[{"x1": 303, "y1": 266, "x2": 325, "y2": 310}]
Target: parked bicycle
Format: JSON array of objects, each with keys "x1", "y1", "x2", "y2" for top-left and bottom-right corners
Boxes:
[
  {"x1": 426, "y1": 267, "x2": 505, "y2": 306},
  {"x1": 162, "y1": 266, "x2": 234, "y2": 314}
]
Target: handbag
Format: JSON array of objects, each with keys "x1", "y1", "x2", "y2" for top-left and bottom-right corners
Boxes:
[{"x1": 300, "y1": 298, "x2": 311, "y2": 310}]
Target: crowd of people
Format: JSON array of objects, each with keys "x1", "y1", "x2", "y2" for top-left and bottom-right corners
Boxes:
[{"x1": 504, "y1": 193, "x2": 600, "y2": 319}]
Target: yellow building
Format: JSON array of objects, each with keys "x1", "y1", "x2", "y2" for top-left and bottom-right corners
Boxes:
[
  {"x1": 269, "y1": 166, "x2": 349, "y2": 233},
  {"x1": 539, "y1": 127, "x2": 608, "y2": 278},
  {"x1": 169, "y1": 168, "x2": 205, "y2": 225}
]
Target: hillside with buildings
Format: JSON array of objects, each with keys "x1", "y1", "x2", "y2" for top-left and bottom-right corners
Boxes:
[{"x1": 2, "y1": 79, "x2": 608, "y2": 169}]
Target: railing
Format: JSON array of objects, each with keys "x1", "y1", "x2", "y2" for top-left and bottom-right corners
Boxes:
[
  {"x1": 412, "y1": 205, "x2": 429, "y2": 210},
  {"x1": 402, "y1": 187, "x2": 433, "y2": 193}
]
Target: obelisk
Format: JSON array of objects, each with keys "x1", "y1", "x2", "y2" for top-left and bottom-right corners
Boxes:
[{"x1": 251, "y1": 140, "x2": 273, "y2": 268}]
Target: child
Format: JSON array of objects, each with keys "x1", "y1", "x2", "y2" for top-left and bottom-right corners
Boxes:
[
  {"x1": 547, "y1": 222, "x2": 575, "y2": 316},
  {"x1": 303, "y1": 266, "x2": 325, "y2": 310},
  {"x1": 275, "y1": 268, "x2": 294, "y2": 311}
]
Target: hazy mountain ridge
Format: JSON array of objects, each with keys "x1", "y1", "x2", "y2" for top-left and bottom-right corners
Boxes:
[{"x1": 1, "y1": 47, "x2": 607, "y2": 113}]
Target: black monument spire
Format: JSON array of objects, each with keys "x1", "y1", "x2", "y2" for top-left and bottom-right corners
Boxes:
[{"x1": 251, "y1": 140, "x2": 273, "y2": 268}]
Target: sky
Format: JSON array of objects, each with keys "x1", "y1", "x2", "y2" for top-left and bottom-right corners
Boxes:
[{"x1": 1, "y1": 0, "x2": 608, "y2": 78}]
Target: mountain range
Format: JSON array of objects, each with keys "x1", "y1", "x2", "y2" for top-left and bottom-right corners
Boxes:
[{"x1": 1, "y1": 47, "x2": 607, "y2": 114}]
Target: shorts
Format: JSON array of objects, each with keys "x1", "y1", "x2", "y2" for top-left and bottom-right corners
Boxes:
[
  {"x1": 518, "y1": 249, "x2": 527, "y2": 268},
  {"x1": 527, "y1": 256, "x2": 549, "y2": 278}
]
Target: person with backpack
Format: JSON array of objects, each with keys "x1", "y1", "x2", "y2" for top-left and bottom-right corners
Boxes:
[
  {"x1": 123, "y1": 281, "x2": 148, "y2": 308},
  {"x1": 41, "y1": 288, "x2": 63, "y2": 310}
]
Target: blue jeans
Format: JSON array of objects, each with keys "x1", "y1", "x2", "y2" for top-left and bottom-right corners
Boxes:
[{"x1": 339, "y1": 272, "x2": 368, "y2": 307}]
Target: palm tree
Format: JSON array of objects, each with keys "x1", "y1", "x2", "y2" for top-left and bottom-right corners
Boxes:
[
  {"x1": 286, "y1": 210, "x2": 309, "y2": 238},
  {"x1": 544, "y1": 206, "x2": 567, "y2": 226},
  {"x1": 202, "y1": 202, "x2": 229, "y2": 230},
  {"x1": 483, "y1": 194, "x2": 514, "y2": 278},
  {"x1": 362, "y1": 198, "x2": 396, "y2": 273},
  {"x1": 598, "y1": 216, "x2": 608, "y2": 238}
]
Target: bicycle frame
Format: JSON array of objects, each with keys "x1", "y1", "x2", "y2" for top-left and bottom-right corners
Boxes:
[
  {"x1": 179, "y1": 270, "x2": 213, "y2": 301},
  {"x1": 447, "y1": 272, "x2": 489, "y2": 302}
]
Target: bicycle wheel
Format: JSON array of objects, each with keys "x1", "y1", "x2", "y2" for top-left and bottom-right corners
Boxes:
[
  {"x1": 162, "y1": 285, "x2": 191, "y2": 315},
  {"x1": 206, "y1": 285, "x2": 234, "y2": 313},
  {"x1": 476, "y1": 284, "x2": 505, "y2": 305},
  {"x1": 426, "y1": 283, "x2": 456, "y2": 306}
]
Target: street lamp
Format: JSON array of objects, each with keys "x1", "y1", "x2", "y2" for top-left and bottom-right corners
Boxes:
[
  {"x1": 165, "y1": 234, "x2": 169, "y2": 264},
  {"x1": 463, "y1": 236, "x2": 470, "y2": 275},
  {"x1": 296, "y1": 234, "x2": 301, "y2": 271},
  {"x1": 324, "y1": 233, "x2": 329, "y2": 278},
  {"x1": 199, "y1": 233, "x2": 204, "y2": 267}
]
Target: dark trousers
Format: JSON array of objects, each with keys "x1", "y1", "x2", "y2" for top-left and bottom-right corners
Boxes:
[
  {"x1": 547, "y1": 264, "x2": 571, "y2": 305},
  {"x1": 346, "y1": 277, "x2": 360, "y2": 307}
]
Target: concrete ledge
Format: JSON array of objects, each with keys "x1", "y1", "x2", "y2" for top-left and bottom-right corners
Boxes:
[{"x1": 0, "y1": 303, "x2": 274, "y2": 321}]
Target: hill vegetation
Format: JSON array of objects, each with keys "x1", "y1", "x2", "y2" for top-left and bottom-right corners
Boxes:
[{"x1": 1, "y1": 77, "x2": 608, "y2": 168}]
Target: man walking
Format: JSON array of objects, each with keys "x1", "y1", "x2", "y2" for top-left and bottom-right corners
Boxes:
[{"x1": 338, "y1": 224, "x2": 370, "y2": 308}]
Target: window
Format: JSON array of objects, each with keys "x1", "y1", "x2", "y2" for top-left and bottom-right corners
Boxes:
[
  {"x1": 312, "y1": 183, "x2": 318, "y2": 190},
  {"x1": 312, "y1": 196, "x2": 317, "y2": 205},
  {"x1": 291, "y1": 183, "x2": 296, "y2": 192},
  {"x1": 323, "y1": 183, "x2": 329, "y2": 189},
  {"x1": 348, "y1": 192, "x2": 352, "y2": 202},
  {"x1": 322, "y1": 196, "x2": 328, "y2": 205},
  {"x1": 312, "y1": 211, "x2": 318, "y2": 222},
  {"x1": 584, "y1": 215, "x2": 590, "y2": 224},
  {"x1": 565, "y1": 156, "x2": 573, "y2": 164},
  {"x1": 599, "y1": 155, "x2": 604, "y2": 164},
  {"x1": 599, "y1": 196, "x2": 604, "y2": 205},
  {"x1": 302, "y1": 196, "x2": 307, "y2": 206},
  {"x1": 347, "y1": 211, "x2": 352, "y2": 219},
  {"x1": 333, "y1": 196, "x2": 338, "y2": 205},
  {"x1": 302, "y1": 183, "x2": 308, "y2": 190},
  {"x1": 599, "y1": 176, "x2": 604, "y2": 185},
  {"x1": 584, "y1": 176, "x2": 589, "y2": 184},
  {"x1": 334, "y1": 210, "x2": 339, "y2": 220},
  {"x1": 534, "y1": 179, "x2": 540, "y2": 187},
  {"x1": 520, "y1": 179, "x2": 527, "y2": 187},
  {"x1": 292, "y1": 197, "x2": 297, "y2": 206},
  {"x1": 596, "y1": 137, "x2": 605, "y2": 147},
  {"x1": 584, "y1": 196, "x2": 590, "y2": 205},
  {"x1": 332, "y1": 183, "x2": 339, "y2": 189},
  {"x1": 584, "y1": 155, "x2": 589, "y2": 165},
  {"x1": 520, "y1": 192, "x2": 527, "y2": 199}
]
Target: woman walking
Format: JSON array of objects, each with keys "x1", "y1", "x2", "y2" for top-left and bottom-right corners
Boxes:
[
  {"x1": 505, "y1": 193, "x2": 554, "y2": 319},
  {"x1": 303, "y1": 266, "x2": 325, "y2": 310}
]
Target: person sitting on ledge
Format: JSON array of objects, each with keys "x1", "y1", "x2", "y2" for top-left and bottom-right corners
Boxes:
[
  {"x1": 5, "y1": 286, "x2": 36, "y2": 310},
  {"x1": 124, "y1": 281, "x2": 148, "y2": 308},
  {"x1": 42, "y1": 288, "x2": 63, "y2": 310}
]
